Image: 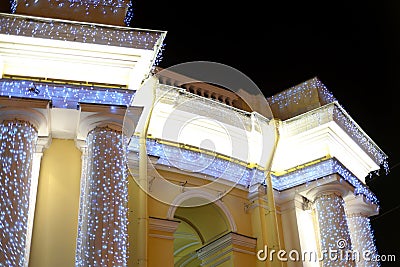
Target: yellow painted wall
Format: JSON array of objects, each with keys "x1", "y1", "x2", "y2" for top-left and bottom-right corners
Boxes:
[
  {"x1": 26, "y1": 140, "x2": 279, "y2": 266},
  {"x1": 29, "y1": 139, "x2": 81, "y2": 267},
  {"x1": 127, "y1": 174, "x2": 140, "y2": 266},
  {"x1": 148, "y1": 230, "x2": 175, "y2": 267}
]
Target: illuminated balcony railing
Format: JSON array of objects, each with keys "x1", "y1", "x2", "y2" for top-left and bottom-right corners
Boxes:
[{"x1": 281, "y1": 102, "x2": 388, "y2": 173}]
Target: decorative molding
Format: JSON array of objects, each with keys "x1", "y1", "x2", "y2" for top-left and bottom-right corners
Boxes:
[
  {"x1": 197, "y1": 232, "x2": 256, "y2": 261},
  {"x1": 230, "y1": 232, "x2": 257, "y2": 250},
  {"x1": 148, "y1": 234, "x2": 174, "y2": 240},
  {"x1": 148, "y1": 217, "x2": 180, "y2": 234},
  {"x1": 345, "y1": 194, "x2": 379, "y2": 217},
  {"x1": 0, "y1": 106, "x2": 49, "y2": 135},
  {"x1": 77, "y1": 107, "x2": 126, "y2": 140},
  {"x1": 35, "y1": 136, "x2": 51, "y2": 153},
  {"x1": 274, "y1": 158, "x2": 380, "y2": 206},
  {"x1": 302, "y1": 174, "x2": 353, "y2": 202},
  {"x1": 276, "y1": 102, "x2": 386, "y2": 177}
]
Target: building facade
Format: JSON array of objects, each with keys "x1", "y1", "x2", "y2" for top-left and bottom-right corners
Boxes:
[{"x1": 0, "y1": 1, "x2": 387, "y2": 267}]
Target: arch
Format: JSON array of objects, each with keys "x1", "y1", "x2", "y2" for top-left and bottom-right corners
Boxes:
[
  {"x1": 167, "y1": 190, "x2": 237, "y2": 232},
  {"x1": 0, "y1": 107, "x2": 48, "y2": 135}
]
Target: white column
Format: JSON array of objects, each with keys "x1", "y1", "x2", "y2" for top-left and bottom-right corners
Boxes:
[
  {"x1": 75, "y1": 126, "x2": 128, "y2": 267},
  {"x1": 278, "y1": 192, "x2": 319, "y2": 267},
  {"x1": 0, "y1": 120, "x2": 38, "y2": 267},
  {"x1": 345, "y1": 195, "x2": 380, "y2": 267},
  {"x1": 24, "y1": 137, "x2": 50, "y2": 267}
]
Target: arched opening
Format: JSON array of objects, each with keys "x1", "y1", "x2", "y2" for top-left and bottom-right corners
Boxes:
[{"x1": 172, "y1": 197, "x2": 233, "y2": 266}]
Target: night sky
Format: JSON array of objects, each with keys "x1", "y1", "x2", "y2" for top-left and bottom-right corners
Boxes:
[
  {"x1": 130, "y1": 1, "x2": 400, "y2": 264},
  {"x1": 1, "y1": 1, "x2": 399, "y2": 265}
]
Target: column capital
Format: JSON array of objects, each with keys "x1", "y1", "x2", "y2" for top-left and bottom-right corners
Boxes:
[
  {"x1": 35, "y1": 136, "x2": 52, "y2": 153},
  {"x1": 77, "y1": 103, "x2": 127, "y2": 140},
  {"x1": 148, "y1": 217, "x2": 180, "y2": 240},
  {"x1": 247, "y1": 183, "x2": 267, "y2": 200},
  {"x1": 345, "y1": 194, "x2": 379, "y2": 217},
  {"x1": 0, "y1": 103, "x2": 49, "y2": 136},
  {"x1": 302, "y1": 174, "x2": 353, "y2": 202}
]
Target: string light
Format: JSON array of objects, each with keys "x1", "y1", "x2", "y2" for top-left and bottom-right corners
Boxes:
[
  {"x1": 272, "y1": 79, "x2": 388, "y2": 174},
  {"x1": 10, "y1": 0, "x2": 17, "y2": 13},
  {"x1": 0, "y1": 120, "x2": 37, "y2": 267},
  {"x1": 275, "y1": 158, "x2": 379, "y2": 205},
  {"x1": 314, "y1": 194, "x2": 353, "y2": 267},
  {"x1": 347, "y1": 214, "x2": 380, "y2": 266},
  {"x1": 0, "y1": 79, "x2": 134, "y2": 109},
  {"x1": 75, "y1": 127, "x2": 128, "y2": 267},
  {"x1": 129, "y1": 136, "x2": 379, "y2": 206},
  {"x1": 0, "y1": 14, "x2": 161, "y2": 50},
  {"x1": 124, "y1": 0, "x2": 134, "y2": 27},
  {"x1": 152, "y1": 43, "x2": 166, "y2": 71},
  {"x1": 19, "y1": 0, "x2": 131, "y2": 20},
  {"x1": 333, "y1": 105, "x2": 389, "y2": 174},
  {"x1": 0, "y1": 5, "x2": 384, "y2": 267},
  {"x1": 267, "y1": 77, "x2": 337, "y2": 108}
]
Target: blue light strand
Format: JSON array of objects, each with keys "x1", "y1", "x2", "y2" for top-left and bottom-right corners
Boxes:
[
  {"x1": 130, "y1": 138, "x2": 250, "y2": 186},
  {"x1": 0, "y1": 79, "x2": 134, "y2": 109},
  {"x1": 124, "y1": 0, "x2": 134, "y2": 26},
  {"x1": 75, "y1": 127, "x2": 128, "y2": 267},
  {"x1": 0, "y1": 13, "x2": 161, "y2": 50},
  {"x1": 0, "y1": 120, "x2": 37, "y2": 267},
  {"x1": 54, "y1": 0, "x2": 128, "y2": 8},
  {"x1": 152, "y1": 42, "x2": 166, "y2": 71},
  {"x1": 128, "y1": 137, "x2": 379, "y2": 205},
  {"x1": 274, "y1": 158, "x2": 379, "y2": 205},
  {"x1": 10, "y1": 0, "x2": 17, "y2": 13}
]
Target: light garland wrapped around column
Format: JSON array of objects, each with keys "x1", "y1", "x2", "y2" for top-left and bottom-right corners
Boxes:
[
  {"x1": 314, "y1": 193, "x2": 354, "y2": 267},
  {"x1": 347, "y1": 214, "x2": 380, "y2": 266},
  {"x1": 0, "y1": 120, "x2": 38, "y2": 267},
  {"x1": 75, "y1": 126, "x2": 128, "y2": 267}
]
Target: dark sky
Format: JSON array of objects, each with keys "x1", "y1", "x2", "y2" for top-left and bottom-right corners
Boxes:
[
  {"x1": 130, "y1": 1, "x2": 400, "y2": 264},
  {"x1": 1, "y1": 0, "x2": 398, "y2": 264}
]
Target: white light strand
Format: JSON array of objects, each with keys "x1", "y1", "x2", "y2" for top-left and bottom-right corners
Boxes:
[
  {"x1": 347, "y1": 214, "x2": 380, "y2": 266},
  {"x1": 0, "y1": 120, "x2": 37, "y2": 267},
  {"x1": 0, "y1": 13, "x2": 161, "y2": 50},
  {"x1": 314, "y1": 193, "x2": 353, "y2": 267},
  {"x1": 0, "y1": 79, "x2": 135, "y2": 109},
  {"x1": 75, "y1": 126, "x2": 128, "y2": 267},
  {"x1": 20, "y1": 0, "x2": 132, "y2": 23},
  {"x1": 267, "y1": 77, "x2": 336, "y2": 107}
]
